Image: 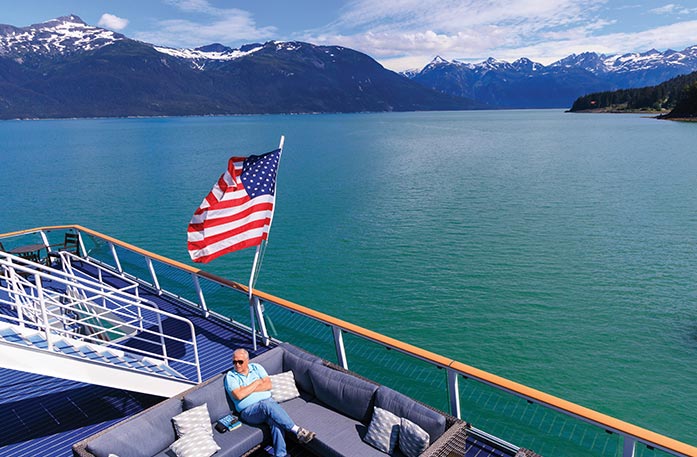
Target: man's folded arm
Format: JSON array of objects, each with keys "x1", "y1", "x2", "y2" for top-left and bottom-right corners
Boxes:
[{"x1": 232, "y1": 377, "x2": 272, "y2": 400}]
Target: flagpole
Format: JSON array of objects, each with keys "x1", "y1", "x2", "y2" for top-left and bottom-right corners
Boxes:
[
  {"x1": 248, "y1": 135, "x2": 284, "y2": 351},
  {"x1": 249, "y1": 244, "x2": 262, "y2": 351}
]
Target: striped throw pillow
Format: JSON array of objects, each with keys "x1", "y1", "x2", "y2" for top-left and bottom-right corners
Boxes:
[
  {"x1": 269, "y1": 371, "x2": 301, "y2": 402},
  {"x1": 363, "y1": 406, "x2": 401, "y2": 453},
  {"x1": 169, "y1": 429, "x2": 220, "y2": 457},
  {"x1": 399, "y1": 417, "x2": 430, "y2": 457},
  {"x1": 172, "y1": 403, "x2": 213, "y2": 438}
]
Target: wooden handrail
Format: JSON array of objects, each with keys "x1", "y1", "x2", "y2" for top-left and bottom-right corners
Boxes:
[{"x1": 3, "y1": 224, "x2": 696, "y2": 456}]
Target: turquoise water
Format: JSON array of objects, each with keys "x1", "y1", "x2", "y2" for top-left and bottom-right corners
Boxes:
[{"x1": 1, "y1": 111, "x2": 696, "y2": 447}]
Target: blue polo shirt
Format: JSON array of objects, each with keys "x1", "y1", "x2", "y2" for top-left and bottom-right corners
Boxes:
[{"x1": 224, "y1": 363, "x2": 272, "y2": 412}]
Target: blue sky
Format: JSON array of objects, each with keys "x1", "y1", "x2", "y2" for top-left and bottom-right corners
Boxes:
[{"x1": 3, "y1": 0, "x2": 697, "y2": 71}]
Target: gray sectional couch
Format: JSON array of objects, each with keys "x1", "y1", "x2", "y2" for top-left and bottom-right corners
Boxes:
[{"x1": 72, "y1": 342, "x2": 468, "y2": 457}]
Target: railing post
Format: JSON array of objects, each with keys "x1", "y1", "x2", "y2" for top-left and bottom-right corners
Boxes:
[
  {"x1": 623, "y1": 436, "x2": 636, "y2": 457},
  {"x1": 10, "y1": 268, "x2": 26, "y2": 329},
  {"x1": 252, "y1": 296, "x2": 270, "y2": 347},
  {"x1": 145, "y1": 257, "x2": 162, "y2": 294},
  {"x1": 447, "y1": 368, "x2": 461, "y2": 419},
  {"x1": 39, "y1": 230, "x2": 50, "y2": 249},
  {"x1": 332, "y1": 326, "x2": 349, "y2": 370},
  {"x1": 35, "y1": 274, "x2": 53, "y2": 352},
  {"x1": 76, "y1": 231, "x2": 87, "y2": 257},
  {"x1": 109, "y1": 242, "x2": 123, "y2": 273},
  {"x1": 191, "y1": 274, "x2": 209, "y2": 316}
]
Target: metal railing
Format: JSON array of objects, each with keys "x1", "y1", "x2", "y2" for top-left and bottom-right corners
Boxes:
[
  {"x1": 1, "y1": 225, "x2": 695, "y2": 457},
  {"x1": 0, "y1": 249, "x2": 201, "y2": 383}
]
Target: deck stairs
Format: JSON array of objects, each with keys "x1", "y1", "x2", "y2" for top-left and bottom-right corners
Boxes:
[{"x1": 0, "y1": 251, "x2": 200, "y2": 397}]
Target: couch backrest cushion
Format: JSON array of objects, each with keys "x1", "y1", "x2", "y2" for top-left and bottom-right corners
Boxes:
[
  {"x1": 309, "y1": 364, "x2": 378, "y2": 423},
  {"x1": 183, "y1": 374, "x2": 235, "y2": 419},
  {"x1": 282, "y1": 349, "x2": 319, "y2": 396},
  {"x1": 374, "y1": 386, "x2": 446, "y2": 443},
  {"x1": 86, "y1": 397, "x2": 183, "y2": 457},
  {"x1": 250, "y1": 346, "x2": 285, "y2": 375},
  {"x1": 245, "y1": 345, "x2": 322, "y2": 397},
  {"x1": 278, "y1": 342, "x2": 324, "y2": 363}
]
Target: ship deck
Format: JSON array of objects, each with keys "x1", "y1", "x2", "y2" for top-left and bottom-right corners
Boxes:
[{"x1": 0, "y1": 259, "x2": 509, "y2": 457}]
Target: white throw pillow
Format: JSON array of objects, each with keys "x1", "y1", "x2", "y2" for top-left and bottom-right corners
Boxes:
[
  {"x1": 172, "y1": 403, "x2": 213, "y2": 438},
  {"x1": 363, "y1": 406, "x2": 400, "y2": 454},
  {"x1": 169, "y1": 429, "x2": 220, "y2": 457},
  {"x1": 269, "y1": 371, "x2": 301, "y2": 402},
  {"x1": 399, "y1": 417, "x2": 430, "y2": 457}
]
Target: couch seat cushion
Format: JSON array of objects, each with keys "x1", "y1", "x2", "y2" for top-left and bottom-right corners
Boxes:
[
  {"x1": 212, "y1": 422, "x2": 268, "y2": 457},
  {"x1": 283, "y1": 397, "x2": 388, "y2": 457}
]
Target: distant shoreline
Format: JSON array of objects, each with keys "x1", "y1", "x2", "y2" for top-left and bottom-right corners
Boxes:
[
  {"x1": 567, "y1": 108, "x2": 697, "y2": 121},
  {"x1": 568, "y1": 108, "x2": 668, "y2": 115}
]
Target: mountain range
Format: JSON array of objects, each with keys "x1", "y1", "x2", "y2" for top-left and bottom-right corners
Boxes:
[
  {"x1": 2, "y1": 15, "x2": 697, "y2": 118},
  {"x1": 406, "y1": 47, "x2": 697, "y2": 108},
  {"x1": 0, "y1": 15, "x2": 477, "y2": 119}
]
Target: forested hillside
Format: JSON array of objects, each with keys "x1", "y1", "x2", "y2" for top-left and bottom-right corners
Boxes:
[
  {"x1": 663, "y1": 81, "x2": 697, "y2": 119},
  {"x1": 568, "y1": 71, "x2": 697, "y2": 114}
]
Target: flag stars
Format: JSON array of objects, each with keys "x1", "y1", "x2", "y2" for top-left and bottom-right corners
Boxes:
[{"x1": 241, "y1": 149, "x2": 281, "y2": 198}]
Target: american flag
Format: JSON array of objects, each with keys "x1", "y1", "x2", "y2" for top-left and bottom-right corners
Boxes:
[{"x1": 187, "y1": 148, "x2": 282, "y2": 263}]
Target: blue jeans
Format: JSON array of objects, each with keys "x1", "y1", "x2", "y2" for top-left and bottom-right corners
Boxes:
[{"x1": 240, "y1": 398, "x2": 295, "y2": 457}]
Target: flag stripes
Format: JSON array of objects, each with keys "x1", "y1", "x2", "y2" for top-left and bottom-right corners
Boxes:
[{"x1": 187, "y1": 148, "x2": 281, "y2": 263}]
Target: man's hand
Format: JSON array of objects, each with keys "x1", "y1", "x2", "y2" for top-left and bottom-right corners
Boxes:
[{"x1": 231, "y1": 377, "x2": 272, "y2": 400}]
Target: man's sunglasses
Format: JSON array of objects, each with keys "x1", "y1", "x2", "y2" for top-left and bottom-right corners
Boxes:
[{"x1": 233, "y1": 360, "x2": 246, "y2": 365}]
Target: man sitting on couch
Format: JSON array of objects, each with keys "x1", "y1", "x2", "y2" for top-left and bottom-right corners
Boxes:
[{"x1": 225, "y1": 348, "x2": 315, "y2": 457}]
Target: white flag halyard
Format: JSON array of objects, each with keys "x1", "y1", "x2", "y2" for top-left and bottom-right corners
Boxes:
[{"x1": 187, "y1": 142, "x2": 283, "y2": 263}]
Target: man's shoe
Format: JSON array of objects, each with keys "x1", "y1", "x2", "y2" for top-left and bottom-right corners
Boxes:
[{"x1": 296, "y1": 427, "x2": 315, "y2": 444}]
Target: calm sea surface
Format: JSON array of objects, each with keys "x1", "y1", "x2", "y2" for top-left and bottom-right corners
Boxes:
[{"x1": 1, "y1": 110, "x2": 696, "y2": 446}]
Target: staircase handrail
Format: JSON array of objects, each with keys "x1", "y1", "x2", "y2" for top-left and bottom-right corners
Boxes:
[{"x1": 0, "y1": 252, "x2": 202, "y2": 383}]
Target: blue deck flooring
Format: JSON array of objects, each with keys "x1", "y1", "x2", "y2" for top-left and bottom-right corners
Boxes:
[{"x1": 0, "y1": 262, "x2": 273, "y2": 457}]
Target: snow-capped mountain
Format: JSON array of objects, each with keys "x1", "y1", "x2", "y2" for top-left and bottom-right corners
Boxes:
[
  {"x1": 0, "y1": 15, "x2": 477, "y2": 119},
  {"x1": 409, "y1": 46, "x2": 697, "y2": 108},
  {"x1": 153, "y1": 43, "x2": 263, "y2": 62},
  {"x1": 3, "y1": 14, "x2": 695, "y2": 116},
  {"x1": 0, "y1": 14, "x2": 125, "y2": 59}
]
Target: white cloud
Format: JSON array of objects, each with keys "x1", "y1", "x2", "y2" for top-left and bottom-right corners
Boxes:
[
  {"x1": 324, "y1": 0, "x2": 607, "y2": 37},
  {"x1": 302, "y1": 0, "x2": 697, "y2": 71},
  {"x1": 471, "y1": 19, "x2": 697, "y2": 66},
  {"x1": 164, "y1": 0, "x2": 223, "y2": 15},
  {"x1": 650, "y1": 4, "x2": 680, "y2": 14},
  {"x1": 135, "y1": 0, "x2": 276, "y2": 48},
  {"x1": 649, "y1": 3, "x2": 697, "y2": 15},
  {"x1": 98, "y1": 13, "x2": 129, "y2": 31},
  {"x1": 304, "y1": 0, "x2": 610, "y2": 70}
]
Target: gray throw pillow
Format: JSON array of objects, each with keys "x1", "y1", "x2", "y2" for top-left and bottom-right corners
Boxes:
[
  {"x1": 269, "y1": 371, "x2": 301, "y2": 402},
  {"x1": 169, "y1": 430, "x2": 220, "y2": 457},
  {"x1": 363, "y1": 406, "x2": 400, "y2": 454},
  {"x1": 172, "y1": 403, "x2": 213, "y2": 438},
  {"x1": 399, "y1": 417, "x2": 430, "y2": 457}
]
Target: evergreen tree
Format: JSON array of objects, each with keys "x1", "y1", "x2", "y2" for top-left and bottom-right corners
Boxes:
[
  {"x1": 665, "y1": 82, "x2": 697, "y2": 118},
  {"x1": 569, "y1": 71, "x2": 697, "y2": 113}
]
